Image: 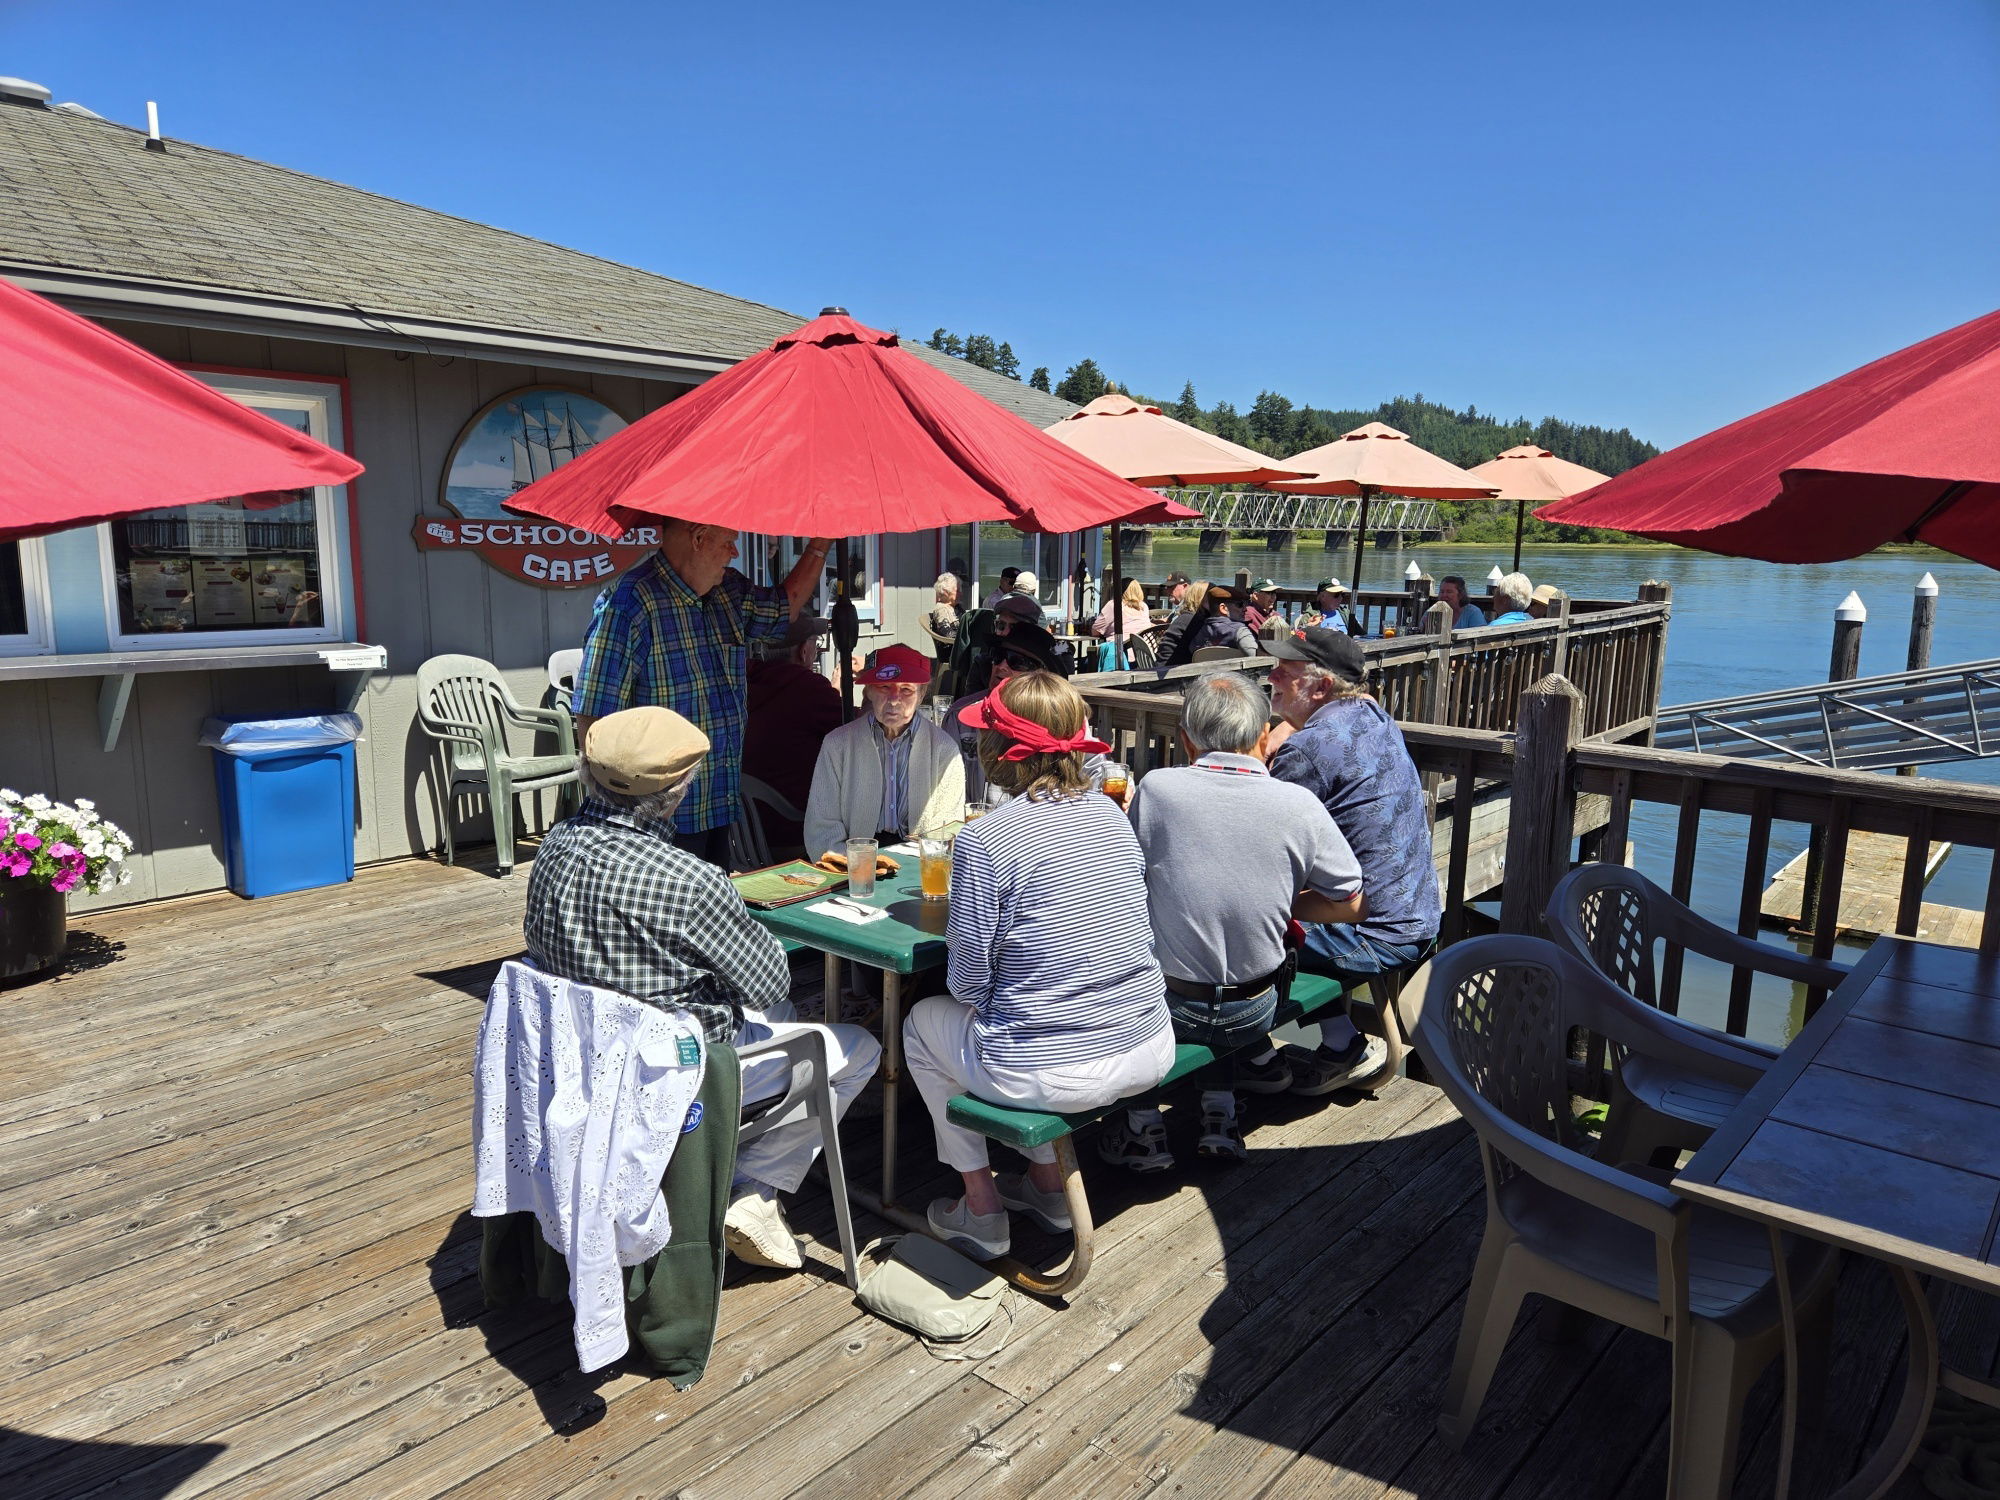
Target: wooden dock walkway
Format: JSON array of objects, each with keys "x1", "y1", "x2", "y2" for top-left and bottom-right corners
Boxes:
[
  {"x1": 0, "y1": 855, "x2": 1983, "y2": 1498},
  {"x1": 1760, "y1": 829, "x2": 1985, "y2": 947}
]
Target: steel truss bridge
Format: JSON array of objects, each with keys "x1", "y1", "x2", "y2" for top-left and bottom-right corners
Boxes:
[
  {"x1": 1653, "y1": 658, "x2": 2000, "y2": 773},
  {"x1": 1125, "y1": 489, "x2": 1447, "y2": 537}
]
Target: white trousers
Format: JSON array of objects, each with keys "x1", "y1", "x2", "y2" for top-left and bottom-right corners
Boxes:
[
  {"x1": 733, "y1": 1000, "x2": 882, "y2": 1195},
  {"x1": 904, "y1": 995, "x2": 1174, "y2": 1172}
]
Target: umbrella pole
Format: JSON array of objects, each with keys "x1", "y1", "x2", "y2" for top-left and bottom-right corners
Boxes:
[
  {"x1": 1110, "y1": 523, "x2": 1124, "y2": 672},
  {"x1": 1512, "y1": 501, "x2": 1525, "y2": 574},
  {"x1": 832, "y1": 537, "x2": 858, "y2": 722},
  {"x1": 1350, "y1": 490, "x2": 1373, "y2": 604}
]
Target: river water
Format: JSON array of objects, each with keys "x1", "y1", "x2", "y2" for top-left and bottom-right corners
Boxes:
[{"x1": 1135, "y1": 536, "x2": 2000, "y2": 1041}]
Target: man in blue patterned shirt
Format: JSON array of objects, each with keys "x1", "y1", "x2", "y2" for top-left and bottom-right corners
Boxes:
[
  {"x1": 1258, "y1": 627, "x2": 1440, "y2": 1094},
  {"x1": 573, "y1": 520, "x2": 833, "y2": 865}
]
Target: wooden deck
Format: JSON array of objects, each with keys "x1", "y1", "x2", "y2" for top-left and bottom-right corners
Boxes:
[{"x1": 1, "y1": 855, "x2": 1990, "y2": 1499}]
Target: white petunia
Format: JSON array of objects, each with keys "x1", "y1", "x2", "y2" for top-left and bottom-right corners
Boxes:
[
  {"x1": 0, "y1": 790, "x2": 16, "y2": 804},
  {"x1": 75, "y1": 798, "x2": 94, "y2": 811},
  {"x1": 105, "y1": 846, "x2": 123, "y2": 862},
  {"x1": 83, "y1": 841, "x2": 104, "y2": 858},
  {"x1": 118, "y1": 868, "x2": 133, "y2": 884},
  {"x1": 23, "y1": 794, "x2": 50, "y2": 811}
]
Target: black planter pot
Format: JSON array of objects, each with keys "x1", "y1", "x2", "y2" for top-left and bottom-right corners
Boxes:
[{"x1": 0, "y1": 878, "x2": 66, "y2": 981}]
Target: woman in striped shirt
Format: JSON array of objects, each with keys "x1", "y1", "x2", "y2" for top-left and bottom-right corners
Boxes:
[{"x1": 905, "y1": 671, "x2": 1173, "y2": 1261}]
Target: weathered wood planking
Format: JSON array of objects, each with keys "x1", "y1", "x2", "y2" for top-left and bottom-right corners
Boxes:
[
  {"x1": 1761, "y1": 828, "x2": 1981, "y2": 947},
  {"x1": 0, "y1": 853, "x2": 1954, "y2": 1500}
]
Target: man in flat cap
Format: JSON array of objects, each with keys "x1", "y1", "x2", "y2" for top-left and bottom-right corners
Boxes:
[{"x1": 526, "y1": 706, "x2": 880, "y2": 1270}]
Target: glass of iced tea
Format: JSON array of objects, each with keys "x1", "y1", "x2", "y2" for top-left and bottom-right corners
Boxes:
[
  {"x1": 1100, "y1": 762, "x2": 1131, "y2": 802},
  {"x1": 845, "y1": 837, "x2": 878, "y2": 899},
  {"x1": 919, "y1": 836, "x2": 952, "y2": 901}
]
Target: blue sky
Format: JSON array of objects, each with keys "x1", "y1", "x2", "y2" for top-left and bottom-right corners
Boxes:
[{"x1": 5, "y1": 0, "x2": 1997, "y2": 447}]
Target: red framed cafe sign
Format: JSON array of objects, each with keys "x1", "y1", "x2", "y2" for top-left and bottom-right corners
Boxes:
[{"x1": 422, "y1": 384, "x2": 653, "y2": 588}]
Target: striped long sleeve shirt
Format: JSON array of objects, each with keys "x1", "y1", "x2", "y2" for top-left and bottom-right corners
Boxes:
[{"x1": 945, "y1": 792, "x2": 1170, "y2": 1071}]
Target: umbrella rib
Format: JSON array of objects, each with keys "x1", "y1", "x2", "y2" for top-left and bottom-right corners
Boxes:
[{"x1": 1901, "y1": 480, "x2": 1975, "y2": 542}]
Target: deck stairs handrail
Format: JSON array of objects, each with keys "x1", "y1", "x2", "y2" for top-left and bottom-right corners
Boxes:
[{"x1": 1653, "y1": 657, "x2": 2000, "y2": 773}]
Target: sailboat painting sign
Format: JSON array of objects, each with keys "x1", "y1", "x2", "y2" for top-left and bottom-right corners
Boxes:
[{"x1": 420, "y1": 386, "x2": 654, "y2": 587}]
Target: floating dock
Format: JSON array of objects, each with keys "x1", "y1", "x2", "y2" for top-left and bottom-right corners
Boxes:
[{"x1": 1761, "y1": 829, "x2": 1984, "y2": 947}]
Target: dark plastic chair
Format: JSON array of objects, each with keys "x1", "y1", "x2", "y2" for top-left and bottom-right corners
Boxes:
[
  {"x1": 1545, "y1": 863, "x2": 1847, "y2": 1167},
  {"x1": 1399, "y1": 936, "x2": 1838, "y2": 1500}
]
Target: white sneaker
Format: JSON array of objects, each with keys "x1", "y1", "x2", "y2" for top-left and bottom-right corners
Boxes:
[
  {"x1": 724, "y1": 1186, "x2": 803, "y2": 1270},
  {"x1": 927, "y1": 1196, "x2": 1010, "y2": 1260},
  {"x1": 995, "y1": 1171, "x2": 1072, "y2": 1233}
]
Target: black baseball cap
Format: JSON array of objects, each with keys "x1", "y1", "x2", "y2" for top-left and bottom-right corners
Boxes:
[
  {"x1": 1264, "y1": 626, "x2": 1366, "y2": 685},
  {"x1": 1164, "y1": 570, "x2": 1191, "y2": 586}
]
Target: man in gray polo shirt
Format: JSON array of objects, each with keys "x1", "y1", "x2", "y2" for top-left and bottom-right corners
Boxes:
[{"x1": 1098, "y1": 672, "x2": 1366, "y2": 1169}]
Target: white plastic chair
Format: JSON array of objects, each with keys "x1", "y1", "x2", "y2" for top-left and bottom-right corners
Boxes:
[
  {"x1": 736, "y1": 1027, "x2": 861, "y2": 1287},
  {"x1": 416, "y1": 654, "x2": 580, "y2": 875},
  {"x1": 547, "y1": 648, "x2": 584, "y2": 715}
]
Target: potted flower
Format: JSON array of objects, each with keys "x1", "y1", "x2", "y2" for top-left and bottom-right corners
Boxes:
[{"x1": 0, "y1": 790, "x2": 134, "y2": 981}]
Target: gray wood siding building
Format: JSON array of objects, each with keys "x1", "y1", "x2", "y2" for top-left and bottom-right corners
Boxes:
[{"x1": 0, "y1": 91, "x2": 1072, "y2": 910}]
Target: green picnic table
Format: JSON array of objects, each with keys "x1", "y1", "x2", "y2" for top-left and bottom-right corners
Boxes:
[{"x1": 749, "y1": 862, "x2": 947, "y2": 1217}]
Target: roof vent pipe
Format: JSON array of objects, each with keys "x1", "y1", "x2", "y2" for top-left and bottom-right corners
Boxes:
[
  {"x1": 145, "y1": 100, "x2": 166, "y2": 152},
  {"x1": 0, "y1": 76, "x2": 53, "y2": 108},
  {"x1": 819, "y1": 306, "x2": 848, "y2": 316}
]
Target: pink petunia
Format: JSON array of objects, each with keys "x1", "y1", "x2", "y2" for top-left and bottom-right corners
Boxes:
[
  {"x1": 51, "y1": 870, "x2": 80, "y2": 894},
  {"x1": 0, "y1": 855, "x2": 29, "y2": 878},
  {"x1": 49, "y1": 841, "x2": 77, "y2": 861},
  {"x1": 15, "y1": 833, "x2": 41, "y2": 852}
]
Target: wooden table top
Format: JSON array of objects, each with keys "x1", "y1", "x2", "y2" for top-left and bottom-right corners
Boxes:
[{"x1": 1675, "y1": 937, "x2": 2000, "y2": 1293}]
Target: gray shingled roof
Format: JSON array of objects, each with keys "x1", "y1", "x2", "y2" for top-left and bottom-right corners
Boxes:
[{"x1": 0, "y1": 99, "x2": 1076, "y2": 427}]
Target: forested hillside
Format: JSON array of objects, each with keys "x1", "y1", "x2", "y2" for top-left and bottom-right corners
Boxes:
[{"x1": 924, "y1": 329, "x2": 1661, "y2": 544}]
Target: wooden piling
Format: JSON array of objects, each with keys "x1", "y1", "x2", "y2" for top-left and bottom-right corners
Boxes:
[
  {"x1": 1500, "y1": 674, "x2": 1586, "y2": 938},
  {"x1": 1828, "y1": 590, "x2": 1866, "y2": 681},
  {"x1": 1908, "y1": 572, "x2": 1938, "y2": 672}
]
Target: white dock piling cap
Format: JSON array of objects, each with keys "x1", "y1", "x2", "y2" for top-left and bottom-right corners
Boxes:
[
  {"x1": 1405, "y1": 561, "x2": 1422, "y2": 579},
  {"x1": 1917, "y1": 572, "x2": 1939, "y2": 596},
  {"x1": 1835, "y1": 590, "x2": 1867, "y2": 622},
  {"x1": 1486, "y1": 565, "x2": 1504, "y2": 583}
]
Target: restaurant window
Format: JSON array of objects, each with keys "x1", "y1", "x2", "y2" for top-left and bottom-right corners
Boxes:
[
  {"x1": 749, "y1": 534, "x2": 880, "y2": 623},
  {"x1": 99, "y1": 375, "x2": 350, "y2": 647},
  {"x1": 0, "y1": 538, "x2": 53, "y2": 656}
]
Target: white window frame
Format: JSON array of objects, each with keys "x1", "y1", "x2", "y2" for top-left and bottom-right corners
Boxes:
[
  {"x1": 0, "y1": 537, "x2": 55, "y2": 657},
  {"x1": 747, "y1": 532, "x2": 881, "y2": 623},
  {"x1": 96, "y1": 372, "x2": 353, "y2": 650}
]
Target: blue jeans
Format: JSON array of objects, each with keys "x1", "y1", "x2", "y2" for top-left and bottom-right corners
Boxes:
[
  {"x1": 1298, "y1": 927, "x2": 1434, "y2": 1050},
  {"x1": 1166, "y1": 984, "x2": 1277, "y2": 1094}
]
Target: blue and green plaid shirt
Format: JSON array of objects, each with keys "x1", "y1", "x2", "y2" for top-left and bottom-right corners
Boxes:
[{"x1": 573, "y1": 553, "x2": 792, "y2": 835}]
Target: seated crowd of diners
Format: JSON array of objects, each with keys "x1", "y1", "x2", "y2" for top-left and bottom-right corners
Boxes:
[{"x1": 528, "y1": 593, "x2": 1441, "y2": 1270}]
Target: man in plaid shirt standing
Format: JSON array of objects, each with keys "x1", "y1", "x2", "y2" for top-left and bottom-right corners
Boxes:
[{"x1": 573, "y1": 520, "x2": 835, "y2": 866}]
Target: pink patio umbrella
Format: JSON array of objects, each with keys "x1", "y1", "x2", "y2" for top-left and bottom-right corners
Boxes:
[
  {"x1": 1271, "y1": 422, "x2": 1499, "y2": 591},
  {"x1": 1462, "y1": 444, "x2": 1612, "y2": 572},
  {"x1": 1044, "y1": 393, "x2": 1311, "y2": 646}
]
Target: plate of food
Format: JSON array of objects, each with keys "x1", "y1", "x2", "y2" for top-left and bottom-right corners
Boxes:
[
  {"x1": 731, "y1": 860, "x2": 848, "y2": 909},
  {"x1": 815, "y1": 850, "x2": 902, "y2": 880}
]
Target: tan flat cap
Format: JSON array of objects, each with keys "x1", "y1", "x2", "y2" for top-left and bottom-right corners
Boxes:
[
  {"x1": 584, "y1": 706, "x2": 708, "y2": 797},
  {"x1": 1531, "y1": 584, "x2": 1564, "y2": 605}
]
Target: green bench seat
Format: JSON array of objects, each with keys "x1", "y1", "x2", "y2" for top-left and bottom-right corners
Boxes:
[{"x1": 945, "y1": 972, "x2": 1346, "y2": 1151}]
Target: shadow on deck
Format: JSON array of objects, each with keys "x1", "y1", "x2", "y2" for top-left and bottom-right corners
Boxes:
[{"x1": 0, "y1": 855, "x2": 1981, "y2": 1499}]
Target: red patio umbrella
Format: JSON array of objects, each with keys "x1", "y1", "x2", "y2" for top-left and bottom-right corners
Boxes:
[
  {"x1": 503, "y1": 312, "x2": 1197, "y2": 539},
  {"x1": 1536, "y1": 307, "x2": 2000, "y2": 568},
  {"x1": 0, "y1": 278, "x2": 363, "y2": 543}
]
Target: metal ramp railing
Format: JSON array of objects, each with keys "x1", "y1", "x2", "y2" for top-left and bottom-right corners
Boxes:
[
  {"x1": 1131, "y1": 490, "x2": 1445, "y2": 535},
  {"x1": 1652, "y1": 658, "x2": 2000, "y2": 772}
]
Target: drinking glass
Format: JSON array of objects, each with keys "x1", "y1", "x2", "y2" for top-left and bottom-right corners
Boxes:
[
  {"x1": 1100, "y1": 762, "x2": 1131, "y2": 802},
  {"x1": 845, "y1": 837, "x2": 878, "y2": 899},
  {"x1": 919, "y1": 835, "x2": 952, "y2": 902},
  {"x1": 964, "y1": 793, "x2": 996, "y2": 824}
]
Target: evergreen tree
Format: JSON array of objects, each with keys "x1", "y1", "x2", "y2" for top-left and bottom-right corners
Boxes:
[
  {"x1": 1248, "y1": 390, "x2": 1295, "y2": 450},
  {"x1": 962, "y1": 334, "x2": 998, "y2": 370},
  {"x1": 1171, "y1": 381, "x2": 1201, "y2": 424},
  {"x1": 994, "y1": 342, "x2": 1021, "y2": 380},
  {"x1": 1055, "y1": 359, "x2": 1113, "y2": 405},
  {"x1": 1207, "y1": 399, "x2": 1251, "y2": 446},
  {"x1": 940, "y1": 333, "x2": 965, "y2": 359},
  {"x1": 1029, "y1": 366, "x2": 1051, "y2": 392},
  {"x1": 928, "y1": 329, "x2": 949, "y2": 351}
]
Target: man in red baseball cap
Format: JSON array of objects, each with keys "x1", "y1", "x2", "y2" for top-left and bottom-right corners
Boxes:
[{"x1": 803, "y1": 644, "x2": 967, "y2": 860}]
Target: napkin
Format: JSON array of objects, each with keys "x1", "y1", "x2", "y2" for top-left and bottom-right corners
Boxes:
[{"x1": 813, "y1": 898, "x2": 890, "y2": 926}]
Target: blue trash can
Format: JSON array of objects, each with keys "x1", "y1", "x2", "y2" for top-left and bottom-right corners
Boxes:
[{"x1": 201, "y1": 712, "x2": 363, "y2": 899}]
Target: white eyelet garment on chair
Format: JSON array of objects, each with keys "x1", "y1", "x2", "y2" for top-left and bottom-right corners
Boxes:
[{"x1": 471, "y1": 959, "x2": 706, "y2": 1372}]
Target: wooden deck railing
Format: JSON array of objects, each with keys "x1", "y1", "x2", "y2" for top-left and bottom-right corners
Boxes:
[
  {"x1": 1074, "y1": 587, "x2": 1674, "y2": 771},
  {"x1": 1403, "y1": 678, "x2": 2000, "y2": 1033}
]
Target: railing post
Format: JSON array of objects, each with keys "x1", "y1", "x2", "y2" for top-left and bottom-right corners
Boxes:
[
  {"x1": 1636, "y1": 581, "x2": 1673, "y2": 744},
  {"x1": 1499, "y1": 674, "x2": 1586, "y2": 938},
  {"x1": 1420, "y1": 600, "x2": 1453, "y2": 723},
  {"x1": 1549, "y1": 592, "x2": 1573, "y2": 679}
]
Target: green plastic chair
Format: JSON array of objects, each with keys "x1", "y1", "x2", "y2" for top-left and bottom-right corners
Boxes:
[{"x1": 417, "y1": 654, "x2": 580, "y2": 875}]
